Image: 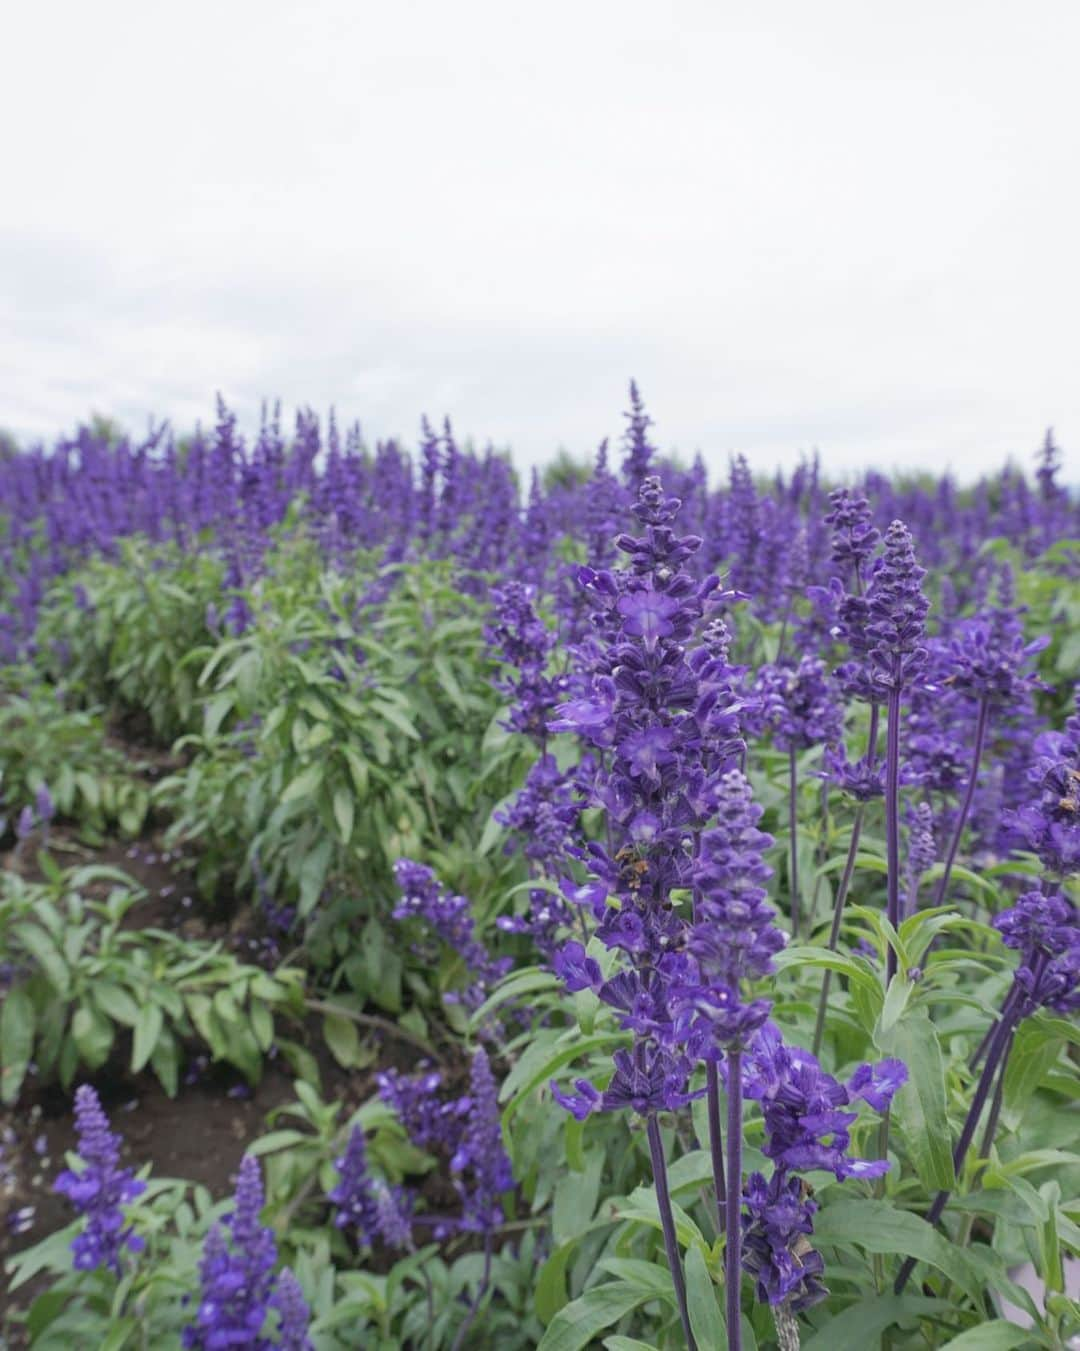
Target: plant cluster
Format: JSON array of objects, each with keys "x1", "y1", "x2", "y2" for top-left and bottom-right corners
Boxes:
[{"x1": 1, "y1": 391, "x2": 1078, "y2": 1349}]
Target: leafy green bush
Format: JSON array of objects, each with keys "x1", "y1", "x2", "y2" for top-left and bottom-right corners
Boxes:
[
  {"x1": 0, "y1": 668, "x2": 150, "y2": 841},
  {"x1": 0, "y1": 864, "x2": 304, "y2": 1103}
]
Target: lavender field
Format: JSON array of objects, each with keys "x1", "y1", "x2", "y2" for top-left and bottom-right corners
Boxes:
[{"x1": 1, "y1": 391, "x2": 1078, "y2": 1349}]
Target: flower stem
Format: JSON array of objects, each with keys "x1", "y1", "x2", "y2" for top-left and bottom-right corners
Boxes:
[
  {"x1": 884, "y1": 678, "x2": 903, "y2": 983},
  {"x1": 789, "y1": 748, "x2": 800, "y2": 940},
  {"x1": 812, "y1": 805, "x2": 865, "y2": 1057},
  {"x1": 646, "y1": 1114, "x2": 697, "y2": 1351},
  {"x1": 726, "y1": 1051, "x2": 743, "y2": 1351},
  {"x1": 935, "y1": 697, "x2": 990, "y2": 906},
  {"x1": 706, "y1": 1062, "x2": 727, "y2": 1233}
]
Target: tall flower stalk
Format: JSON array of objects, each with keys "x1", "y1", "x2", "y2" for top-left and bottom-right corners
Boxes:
[
  {"x1": 934, "y1": 614, "x2": 1048, "y2": 905},
  {"x1": 548, "y1": 477, "x2": 743, "y2": 1343},
  {"x1": 860, "y1": 522, "x2": 929, "y2": 980}
]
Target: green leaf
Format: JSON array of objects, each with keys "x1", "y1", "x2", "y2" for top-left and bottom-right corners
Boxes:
[
  {"x1": 1038, "y1": 1181, "x2": 1063, "y2": 1293},
  {"x1": 100, "y1": 1316, "x2": 138, "y2": 1351},
  {"x1": 936, "y1": 1324, "x2": 1036, "y2": 1350},
  {"x1": 802, "y1": 1296, "x2": 954, "y2": 1351},
  {"x1": 685, "y1": 1244, "x2": 725, "y2": 1349},
  {"x1": 333, "y1": 786, "x2": 355, "y2": 844},
  {"x1": 477, "y1": 810, "x2": 508, "y2": 858},
  {"x1": 298, "y1": 838, "x2": 333, "y2": 916},
  {"x1": 245, "y1": 1129, "x2": 310, "y2": 1156},
  {"x1": 72, "y1": 1002, "x2": 114, "y2": 1069},
  {"x1": 13, "y1": 922, "x2": 70, "y2": 996},
  {"x1": 132, "y1": 1002, "x2": 164, "y2": 1073},
  {"x1": 594, "y1": 1258, "x2": 674, "y2": 1298},
  {"x1": 877, "y1": 973, "x2": 913, "y2": 1038},
  {"x1": 603, "y1": 1340, "x2": 659, "y2": 1351},
  {"x1": 203, "y1": 691, "x2": 234, "y2": 738},
  {"x1": 773, "y1": 945, "x2": 882, "y2": 1015},
  {"x1": 1, "y1": 985, "x2": 35, "y2": 1105},
  {"x1": 150, "y1": 1029, "x2": 180, "y2": 1097},
  {"x1": 535, "y1": 1240, "x2": 578, "y2": 1326},
  {"x1": 322, "y1": 1012, "x2": 364, "y2": 1069},
  {"x1": 537, "y1": 1282, "x2": 664, "y2": 1351},
  {"x1": 281, "y1": 763, "x2": 324, "y2": 805},
  {"x1": 250, "y1": 1000, "x2": 274, "y2": 1052},
  {"x1": 614, "y1": 1198, "x2": 705, "y2": 1254},
  {"x1": 372, "y1": 700, "x2": 420, "y2": 741},
  {"x1": 812, "y1": 1199, "x2": 983, "y2": 1305},
  {"x1": 469, "y1": 968, "x2": 559, "y2": 1029},
  {"x1": 342, "y1": 745, "x2": 369, "y2": 799},
  {"x1": 552, "y1": 1147, "x2": 604, "y2": 1246},
  {"x1": 502, "y1": 1032, "x2": 628, "y2": 1127},
  {"x1": 432, "y1": 654, "x2": 467, "y2": 712},
  {"x1": 1003, "y1": 1019, "x2": 1064, "y2": 1117},
  {"x1": 881, "y1": 1012, "x2": 956, "y2": 1191}
]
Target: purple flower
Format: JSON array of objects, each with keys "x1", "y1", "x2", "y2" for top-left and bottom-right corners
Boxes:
[
  {"x1": 749, "y1": 657, "x2": 843, "y2": 752},
  {"x1": 552, "y1": 1043, "x2": 701, "y2": 1120},
  {"x1": 392, "y1": 860, "x2": 511, "y2": 1013},
  {"x1": 271, "y1": 1269, "x2": 313, "y2": 1351},
  {"x1": 686, "y1": 771, "x2": 786, "y2": 1046},
  {"x1": 451, "y1": 1049, "x2": 515, "y2": 1233},
  {"x1": 183, "y1": 1155, "x2": 277, "y2": 1350},
  {"x1": 34, "y1": 784, "x2": 54, "y2": 824},
  {"x1": 744, "y1": 1025, "x2": 904, "y2": 1182},
  {"x1": 741, "y1": 1171, "x2": 827, "y2": 1311},
  {"x1": 824, "y1": 488, "x2": 879, "y2": 587},
  {"x1": 994, "y1": 889, "x2": 1077, "y2": 956},
  {"x1": 846, "y1": 1059, "x2": 908, "y2": 1112},
  {"x1": 616, "y1": 590, "x2": 682, "y2": 652},
  {"x1": 864, "y1": 520, "x2": 931, "y2": 688},
  {"x1": 994, "y1": 889, "x2": 1080, "y2": 1017},
  {"x1": 327, "y1": 1126, "x2": 381, "y2": 1244},
  {"x1": 553, "y1": 941, "x2": 602, "y2": 993},
  {"x1": 377, "y1": 1067, "x2": 468, "y2": 1153},
  {"x1": 53, "y1": 1085, "x2": 145, "y2": 1274}
]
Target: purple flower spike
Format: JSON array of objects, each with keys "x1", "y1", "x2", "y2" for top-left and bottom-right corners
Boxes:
[
  {"x1": 451, "y1": 1049, "x2": 514, "y2": 1233},
  {"x1": 271, "y1": 1269, "x2": 313, "y2": 1351},
  {"x1": 54, "y1": 1085, "x2": 145, "y2": 1274},
  {"x1": 327, "y1": 1126, "x2": 381, "y2": 1244},
  {"x1": 183, "y1": 1155, "x2": 277, "y2": 1350}
]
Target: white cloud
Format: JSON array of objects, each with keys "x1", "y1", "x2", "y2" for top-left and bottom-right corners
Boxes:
[{"x1": 2, "y1": 0, "x2": 1077, "y2": 481}]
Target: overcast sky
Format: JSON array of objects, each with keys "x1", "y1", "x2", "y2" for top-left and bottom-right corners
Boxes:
[{"x1": 2, "y1": 1, "x2": 1077, "y2": 481}]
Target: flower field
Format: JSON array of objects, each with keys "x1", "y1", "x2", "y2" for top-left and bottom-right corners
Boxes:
[{"x1": 1, "y1": 391, "x2": 1078, "y2": 1349}]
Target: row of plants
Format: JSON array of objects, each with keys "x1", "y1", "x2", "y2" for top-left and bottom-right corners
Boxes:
[{"x1": 1, "y1": 394, "x2": 1077, "y2": 1347}]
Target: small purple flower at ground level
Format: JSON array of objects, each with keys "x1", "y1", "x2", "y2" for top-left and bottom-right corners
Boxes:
[{"x1": 53, "y1": 1084, "x2": 145, "y2": 1274}]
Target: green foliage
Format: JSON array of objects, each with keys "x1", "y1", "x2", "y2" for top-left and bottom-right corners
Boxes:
[
  {"x1": 36, "y1": 540, "x2": 226, "y2": 741},
  {"x1": 0, "y1": 866, "x2": 303, "y2": 1103},
  {"x1": 155, "y1": 556, "x2": 525, "y2": 941},
  {"x1": 0, "y1": 667, "x2": 150, "y2": 841}
]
